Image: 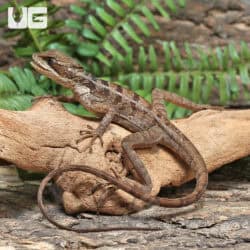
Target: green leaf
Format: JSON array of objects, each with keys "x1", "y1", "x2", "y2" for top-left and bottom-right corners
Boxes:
[
  {"x1": 141, "y1": 6, "x2": 159, "y2": 30},
  {"x1": 88, "y1": 16, "x2": 107, "y2": 37},
  {"x1": 103, "y1": 40, "x2": 123, "y2": 59},
  {"x1": 77, "y1": 42, "x2": 100, "y2": 57},
  {"x1": 155, "y1": 75, "x2": 165, "y2": 89},
  {"x1": 96, "y1": 52, "x2": 111, "y2": 66},
  {"x1": 24, "y1": 68, "x2": 45, "y2": 96},
  {"x1": 131, "y1": 14, "x2": 150, "y2": 36},
  {"x1": 47, "y1": 43, "x2": 71, "y2": 54},
  {"x1": 179, "y1": 73, "x2": 189, "y2": 97},
  {"x1": 107, "y1": 0, "x2": 126, "y2": 17},
  {"x1": 96, "y1": 7, "x2": 116, "y2": 26},
  {"x1": 239, "y1": 64, "x2": 250, "y2": 84},
  {"x1": 66, "y1": 33, "x2": 81, "y2": 45},
  {"x1": 149, "y1": 45, "x2": 158, "y2": 71},
  {"x1": 70, "y1": 4, "x2": 87, "y2": 16},
  {"x1": 121, "y1": 0, "x2": 135, "y2": 8},
  {"x1": 63, "y1": 103, "x2": 95, "y2": 117},
  {"x1": 166, "y1": 103, "x2": 175, "y2": 119},
  {"x1": 41, "y1": 34, "x2": 63, "y2": 48},
  {"x1": 152, "y1": 0, "x2": 170, "y2": 19},
  {"x1": 112, "y1": 30, "x2": 130, "y2": 52},
  {"x1": 65, "y1": 19, "x2": 82, "y2": 30},
  {"x1": 82, "y1": 29, "x2": 101, "y2": 41},
  {"x1": 124, "y1": 50, "x2": 133, "y2": 72},
  {"x1": 192, "y1": 74, "x2": 202, "y2": 102},
  {"x1": 142, "y1": 75, "x2": 153, "y2": 93},
  {"x1": 175, "y1": 106, "x2": 187, "y2": 118},
  {"x1": 9, "y1": 67, "x2": 32, "y2": 93},
  {"x1": 164, "y1": 0, "x2": 177, "y2": 12},
  {"x1": 135, "y1": 89, "x2": 147, "y2": 98},
  {"x1": 138, "y1": 47, "x2": 147, "y2": 71},
  {"x1": 0, "y1": 95, "x2": 32, "y2": 111},
  {"x1": 202, "y1": 73, "x2": 213, "y2": 102},
  {"x1": 227, "y1": 69, "x2": 238, "y2": 93},
  {"x1": 178, "y1": 0, "x2": 186, "y2": 7},
  {"x1": 130, "y1": 74, "x2": 141, "y2": 91},
  {"x1": 219, "y1": 73, "x2": 229, "y2": 104},
  {"x1": 168, "y1": 73, "x2": 177, "y2": 92},
  {"x1": 122, "y1": 23, "x2": 142, "y2": 43},
  {"x1": 0, "y1": 74, "x2": 18, "y2": 94},
  {"x1": 163, "y1": 42, "x2": 171, "y2": 70},
  {"x1": 216, "y1": 47, "x2": 224, "y2": 70},
  {"x1": 170, "y1": 42, "x2": 182, "y2": 70},
  {"x1": 184, "y1": 43, "x2": 195, "y2": 69},
  {"x1": 228, "y1": 43, "x2": 240, "y2": 63},
  {"x1": 199, "y1": 49, "x2": 210, "y2": 70},
  {"x1": 15, "y1": 46, "x2": 36, "y2": 57},
  {"x1": 240, "y1": 41, "x2": 250, "y2": 60}
]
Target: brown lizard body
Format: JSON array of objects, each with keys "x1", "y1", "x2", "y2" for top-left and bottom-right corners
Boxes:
[{"x1": 31, "y1": 50, "x2": 221, "y2": 232}]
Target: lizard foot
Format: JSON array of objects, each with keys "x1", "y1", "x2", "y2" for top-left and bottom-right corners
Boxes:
[{"x1": 77, "y1": 125, "x2": 104, "y2": 152}]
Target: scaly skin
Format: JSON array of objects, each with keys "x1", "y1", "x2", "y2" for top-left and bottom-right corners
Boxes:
[{"x1": 31, "y1": 50, "x2": 222, "y2": 232}]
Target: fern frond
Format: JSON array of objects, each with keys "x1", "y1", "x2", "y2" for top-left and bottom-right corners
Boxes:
[
  {"x1": 0, "y1": 67, "x2": 47, "y2": 110},
  {"x1": 102, "y1": 42, "x2": 250, "y2": 118},
  {"x1": 65, "y1": 0, "x2": 185, "y2": 66},
  {"x1": 0, "y1": 67, "x2": 92, "y2": 117}
]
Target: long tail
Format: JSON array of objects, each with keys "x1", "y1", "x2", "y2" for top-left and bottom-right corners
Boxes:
[{"x1": 37, "y1": 166, "x2": 161, "y2": 233}]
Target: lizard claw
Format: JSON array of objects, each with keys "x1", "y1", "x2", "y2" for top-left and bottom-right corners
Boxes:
[{"x1": 77, "y1": 125, "x2": 104, "y2": 152}]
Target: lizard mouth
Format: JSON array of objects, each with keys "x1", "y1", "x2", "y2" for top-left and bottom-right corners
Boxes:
[
  {"x1": 31, "y1": 53, "x2": 60, "y2": 77},
  {"x1": 31, "y1": 52, "x2": 75, "y2": 89}
]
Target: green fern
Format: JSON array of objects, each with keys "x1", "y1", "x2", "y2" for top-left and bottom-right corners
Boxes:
[
  {"x1": 54, "y1": 0, "x2": 185, "y2": 66},
  {"x1": 0, "y1": 67, "x2": 45, "y2": 110},
  {"x1": 0, "y1": 0, "x2": 249, "y2": 119},
  {"x1": 100, "y1": 42, "x2": 250, "y2": 118},
  {"x1": 0, "y1": 67, "x2": 95, "y2": 117}
]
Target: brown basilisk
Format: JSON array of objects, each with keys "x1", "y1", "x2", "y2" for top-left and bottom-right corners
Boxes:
[{"x1": 31, "y1": 50, "x2": 222, "y2": 232}]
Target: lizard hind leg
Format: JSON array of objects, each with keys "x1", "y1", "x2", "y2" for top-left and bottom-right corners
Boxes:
[
  {"x1": 152, "y1": 88, "x2": 224, "y2": 113},
  {"x1": 121, "y1": 128, "x2": 163, "y2": 193},
  {"x1": 151, "y1": 89, "x2": 209, "y2": 207}
]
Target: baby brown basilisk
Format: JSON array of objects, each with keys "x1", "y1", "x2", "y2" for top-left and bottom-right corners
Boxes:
[{"x1": 31, "y1": 50, "x2": 221, "y2": 232}]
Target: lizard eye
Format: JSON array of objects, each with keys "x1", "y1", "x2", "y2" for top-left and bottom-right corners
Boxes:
[{"x1": 47, "y1": 57, "x2": 56, "y2": 67}]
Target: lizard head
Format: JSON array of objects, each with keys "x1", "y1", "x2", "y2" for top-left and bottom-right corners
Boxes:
[{"x1": 31, "y1": 50, "x2": 83, "y2": 89}]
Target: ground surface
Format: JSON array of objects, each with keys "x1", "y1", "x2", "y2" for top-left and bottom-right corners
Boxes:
[{"x1": 0, "y1": 158, "x2": 249, "y2": 249}]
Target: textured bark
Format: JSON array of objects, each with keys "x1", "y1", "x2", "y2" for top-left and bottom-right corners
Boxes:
[
  {"x1": 0, "y1": 160, "x2": 249, "y2": 249},
  {"x1": 0, "y1": 98, "x2": 249, "y2": 215}
]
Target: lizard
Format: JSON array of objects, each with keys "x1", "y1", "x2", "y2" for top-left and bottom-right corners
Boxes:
[{"x1": 31, "y1": 50, "x2": 222, "y2": 232}]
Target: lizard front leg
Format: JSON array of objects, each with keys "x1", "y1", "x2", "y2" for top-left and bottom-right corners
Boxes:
[{"x1": 77, "y1": 107, "x2": 117, "y2": 152}]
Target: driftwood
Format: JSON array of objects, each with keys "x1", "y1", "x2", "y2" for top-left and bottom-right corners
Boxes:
[{"x1": 0, "y1": 98, "x2": 249, "y2": 215}]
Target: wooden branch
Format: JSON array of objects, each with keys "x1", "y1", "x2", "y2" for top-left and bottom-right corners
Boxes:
[{"x1": 0, "y1": 98, "x2": 249, "y2": 215}]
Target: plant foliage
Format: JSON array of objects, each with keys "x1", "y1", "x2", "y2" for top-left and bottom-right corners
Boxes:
[
  {"x1": 61, "y1": 0, "x2": 186, "y2": 67},
  {"x1": 0, "y1": 67, "x2": 95, "y2": 117},
  {"x1": 0, "y1": 0, "x2": 249, "y2": 119},
  {"x1": 101, "y1": 42, "x2": 250, "y2": 118}
]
